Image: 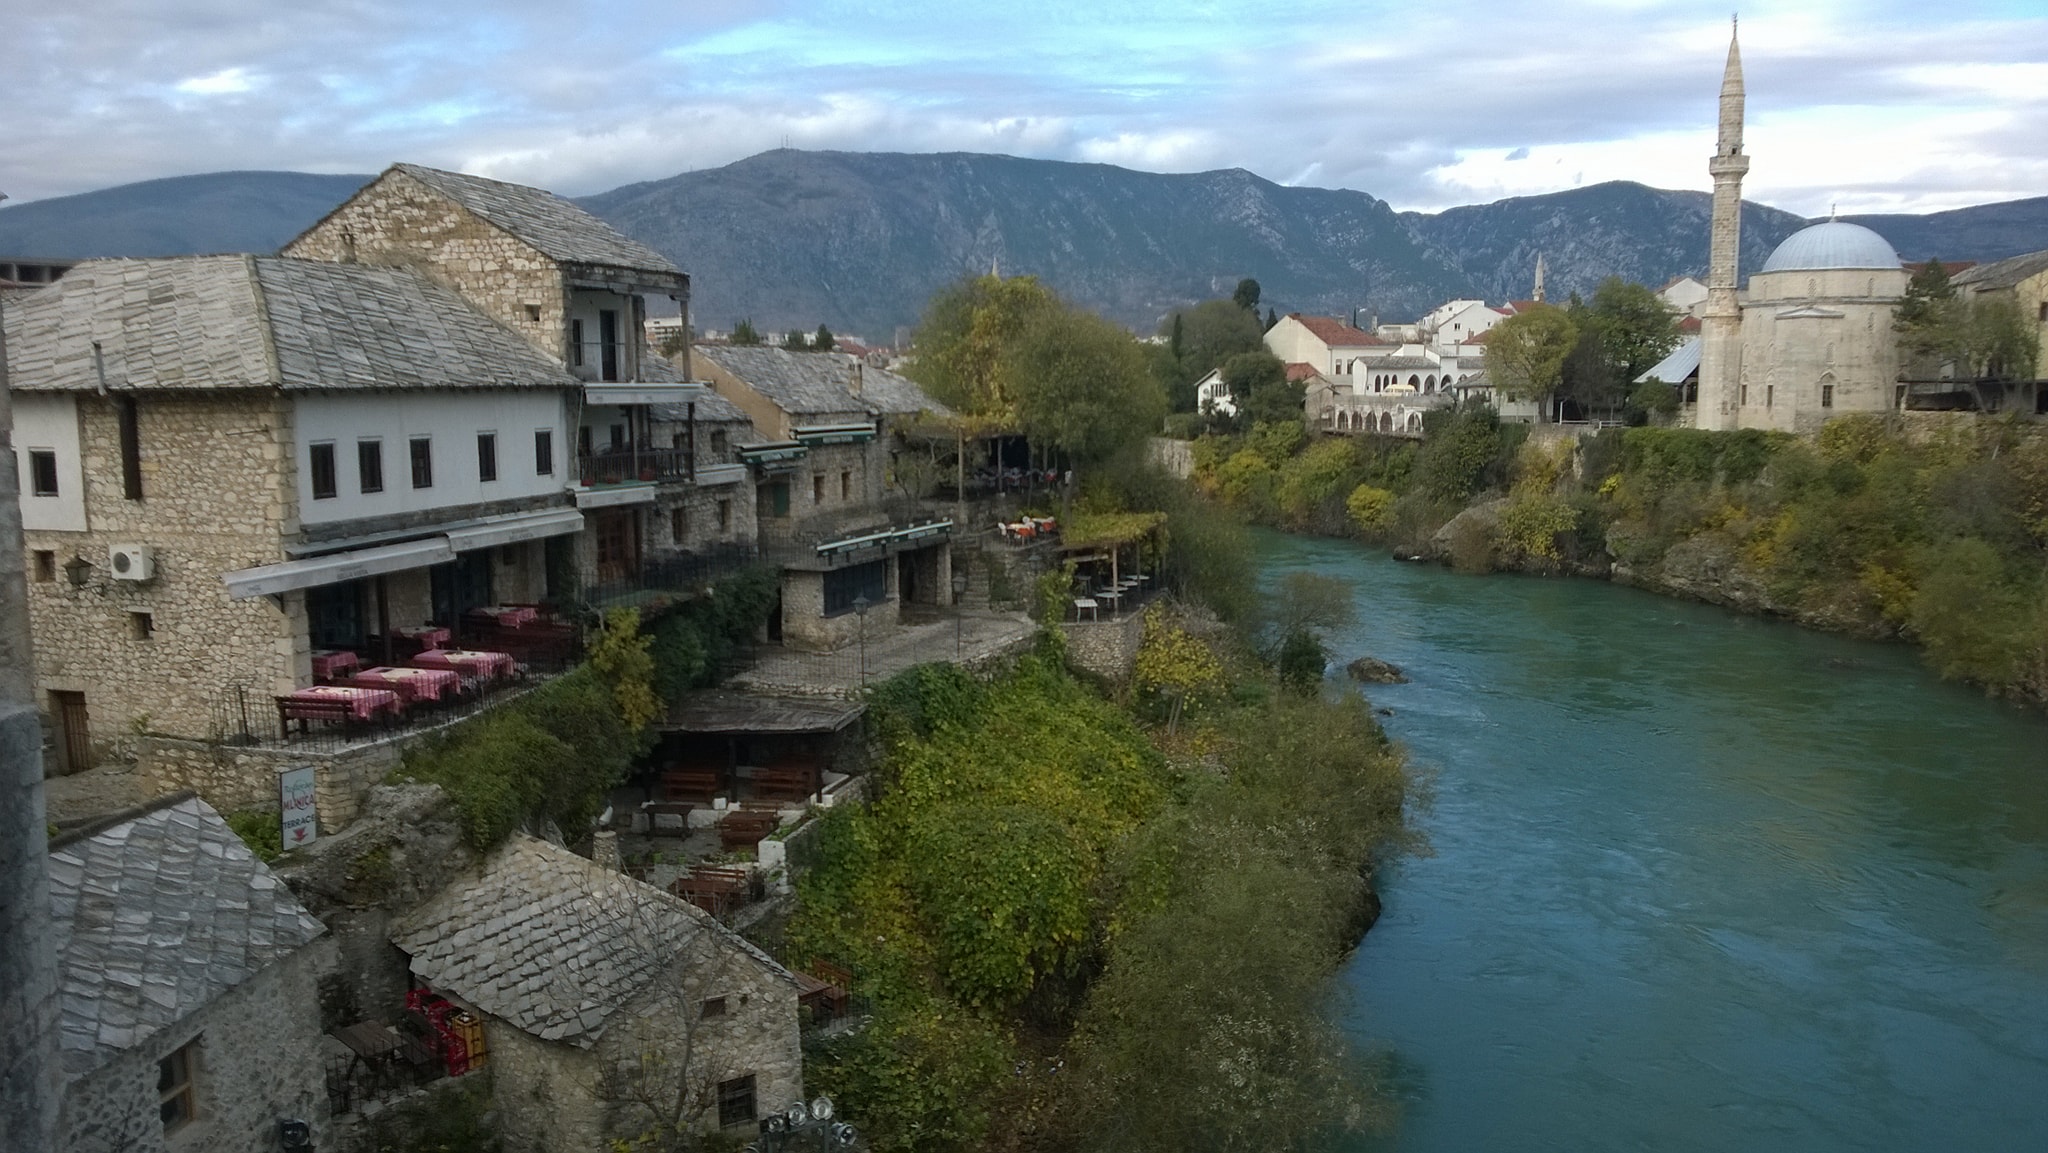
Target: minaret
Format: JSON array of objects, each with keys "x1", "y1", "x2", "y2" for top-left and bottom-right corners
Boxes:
[
  {"x1": 1696, "y1": 17, "x2": 1748, "y2": 430},
  {"x1": 1533, "y1": 253, "x2": 1547, "y2": 303}
]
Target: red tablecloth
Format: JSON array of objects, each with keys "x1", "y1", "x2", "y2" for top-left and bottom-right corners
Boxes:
[
  {"x1": 412, "y1": 649, "x2": 517, "y2": 680},
  {"x1": 311, "y1": 649, "x2": 361, "y2": 679},
  {"x1": 348, "y1": 666, "x2": 461, "y2": 703},
  {"x1": 282, "y1": 685, "x2": 401, "y2": 721},
  {"x1": 468, "y1": 605, "x2": 539, "y2": 628},
  {"x1": 393, "y1": 625, "x2": 452, "y2": 648}
]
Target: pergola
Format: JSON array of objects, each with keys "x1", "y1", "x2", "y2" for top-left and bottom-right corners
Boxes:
[{"x1": 1057, "y1": 511, "x2": 1168, "y2": 592}]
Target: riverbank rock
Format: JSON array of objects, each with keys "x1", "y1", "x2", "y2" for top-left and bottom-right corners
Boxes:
[
  {"x1": 1427, "y1": 499, "x2": 1507, "y2": 572},
  {"x1": 1346, "y1": 656, "x2": 1409, "y2": 684}
]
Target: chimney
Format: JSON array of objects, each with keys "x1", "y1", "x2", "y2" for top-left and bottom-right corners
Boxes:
[
  {"x1": 851, "y1": 359, "x2": 864, "y2": 397},
  {"x1": 592, "y1": 829, "x2": 621, "y2": 872}
]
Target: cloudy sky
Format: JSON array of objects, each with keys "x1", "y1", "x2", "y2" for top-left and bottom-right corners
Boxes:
[{"x1": 5, "y1": 0, "x2": 2044, "y2": 216}]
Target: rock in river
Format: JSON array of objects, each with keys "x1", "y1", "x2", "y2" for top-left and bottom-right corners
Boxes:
[{"x1": 1347, "y1": 656, "x2": 1409, "y2": 684}]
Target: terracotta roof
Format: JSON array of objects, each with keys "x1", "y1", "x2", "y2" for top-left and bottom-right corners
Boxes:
[
  {"x1": 1678, "y1": 316, "x2": 1703, "y2": 334},
  {"x1": 1284, "y1": 361, "x2": 1321, "y2": 382},
  {"x1": 1287, "y1": 313, "x2": 1381, "y2": 347}
]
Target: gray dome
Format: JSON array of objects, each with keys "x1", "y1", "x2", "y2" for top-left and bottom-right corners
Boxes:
[{"x1": 1760, "y1": 221, "x2": 1901, "y2": 273}]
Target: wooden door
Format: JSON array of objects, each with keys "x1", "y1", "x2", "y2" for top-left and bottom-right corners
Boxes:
[
  {"x1": 52, "y1": 690, "x2": 91, "y2": 774},
  {"x1": 595, "y1": 509, "x2": 641, "y2": 584}
]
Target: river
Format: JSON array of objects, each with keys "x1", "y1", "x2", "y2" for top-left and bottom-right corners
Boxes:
[{"x1": 1252, "y1": 530, "x2": 2048, "y2": 1152}]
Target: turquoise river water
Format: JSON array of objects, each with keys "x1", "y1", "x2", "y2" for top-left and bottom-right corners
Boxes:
[{"x1": 1252, "y1": 530, "x2": 2048, "y2": 1152}]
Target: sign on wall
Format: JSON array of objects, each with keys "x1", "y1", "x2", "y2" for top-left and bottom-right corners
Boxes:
[{"x1": 279, "y1": 765, "x2": 318, "y2": 849}]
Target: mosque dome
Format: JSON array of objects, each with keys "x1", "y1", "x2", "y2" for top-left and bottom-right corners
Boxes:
[{"x1": 1759, "y1": 220, "x2": 1902, "y2": 273}]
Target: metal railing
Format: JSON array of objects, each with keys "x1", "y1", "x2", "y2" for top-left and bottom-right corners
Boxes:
[
  {"x1": 586, "y1": 544, "x2": 766, "y2": 612},
  {"x1": 578, "y1": 446, "x2": 694, "y2": 484}
]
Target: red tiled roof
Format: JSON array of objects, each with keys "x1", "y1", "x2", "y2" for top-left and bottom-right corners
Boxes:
[
  {"x1": 1678, "y1": 316, "x2": 1702, "y2": 334},
  {"x1": 1284, "y1": 361, "x2": 1320, "y2": 382},
  {"x1": 1288, "y1": 313, "x2": 1382, "y2": 346}
]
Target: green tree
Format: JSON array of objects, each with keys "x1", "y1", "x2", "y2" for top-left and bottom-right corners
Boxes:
[
  {"x1": 1232, "y1": 277, "x2": 1262, "y2": 312},
  {"x1": 1169, "y1": 299, "x2": 1265, "y2": 378},
  {"x1": 1962, "y1": 296, "x2": 2041, "y2": 382},
  {"x1": 1587, "y1": 276, "x2": 1682, "y2": 384},
  {"x1": 1484, "y1": 303, "x2": 1577, "y2": 417},
  {"x1": 1894, "y1": 259, "x2": 1960, "y2": 366},
  {"x1": 730, "y1": 318, "x2": 762, "y2": 346},
  {"x1": 813, "y1": 323, "x2": 836, "y2": 352},
  {"x1": 1264, "y1": 306, "x2": 1278, "y2": 332},
  {"x1": 782, "y1": 327, "x2": 809, "y2": 350},
  {"x1": 1346, "y1": 484, "x2": 1396, "y2": 534},
  {"x1": 1224, "y1": 351, "x2": 1303, "y2": 426},
  {"x1": 908, "y1": 274, "x2": 1062, "y2": 426},
  {"x1": 1007, "y1": 304, "x2": 1168, "y2": 465}
]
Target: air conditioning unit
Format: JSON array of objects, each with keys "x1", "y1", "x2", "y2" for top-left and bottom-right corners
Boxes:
[{"x1": 109, "y1": 544, "x2": 156, "y2": 582}]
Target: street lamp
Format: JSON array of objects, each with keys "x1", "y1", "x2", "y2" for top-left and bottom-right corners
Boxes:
[
  {"x1": 951, "y1": 570, "x2": 969, "y2": 658},
  {"x1": 852, "y1": 595, "x2": 869, "y2": 687},
  {"x1": 747, "y1": 1097, "x2": 858, "y2": 1152}
]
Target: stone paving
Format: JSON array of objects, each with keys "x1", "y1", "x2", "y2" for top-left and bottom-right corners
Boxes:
[
  {"x1": 729, "y1": 608, "x2": 1038, "y2": 697},
  {"x1": 43, "y1": 762, "x2": 145, "y2": 826}
]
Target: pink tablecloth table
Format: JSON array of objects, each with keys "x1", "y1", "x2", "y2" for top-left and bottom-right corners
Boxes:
[
  {"x1": 281, "y1": 685, "x2": 401, "y2": 721},
  {"x1": 393, "y1": 625, "x2": 452, "y2": 648},
  {"x1": 411, "y1": 649, "x2": 518, "y2": 681},
  {"x1": 468, "y1": 605, "x2": 539, "y2": 628},
  {"x1": 348, "y1": 666, "x2": 461, "y2": 703},
  {"x1": 311, "y1": 649, "x2": 361, "y2": 679}
]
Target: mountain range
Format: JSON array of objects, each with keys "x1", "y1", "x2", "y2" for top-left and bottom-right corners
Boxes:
[{"x1": 5, "y1": 151, "x2": 2047, "y2": 336}]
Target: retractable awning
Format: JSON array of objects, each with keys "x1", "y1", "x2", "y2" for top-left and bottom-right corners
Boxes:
[
  {"x1": 223, "y1": 538, "x2": 455, "y2": 600},
  {"x1": 445, "y1": 508, "x2": 585, "y2": 552}
]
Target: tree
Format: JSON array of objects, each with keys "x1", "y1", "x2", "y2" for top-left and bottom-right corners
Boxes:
[
  {"x1": 1587, "y1": 276, "x2": 1681, "y2": 384},
  {"x1": 814, "y1": 323, "x2": 836, "y2": 352},
  {"x1": 1222, "y1": 351, "x2": 1304, "y2": 427},
  {"x1": 1484, "y1": 304, "x2": 1577, "y2": 418},
  {"x1": 907, "y1": 274, "x2": 1061, "y2": 426},
  {"x1": 1894, "y1": 259, "x2": 1959, "y2": 361},
  {"x1": 1894, "y1": 262, "x2": 2041, "y2": 382},
  {"x1": 1232, "y1": 277, "x2": 1262, "y2": 312},
  {"x1": 782, "y1": 328, "x2": 809, "y2": 350},
  {"x1": 1007, "y1": 305, "x2": 1167, "y2": 465},
  {"x1": 1169, "y1": 299, "x2": 1265, "y2": 377},
  {"x1": 1264, "y1": 307, "x2": 1278, "y2": 332},
  {"x1": 1558, "y1": 304, "x2": 1620, "y2": 419},
  {"x1": 730, "y1": 319, "x2": 762, "y2": 346}
]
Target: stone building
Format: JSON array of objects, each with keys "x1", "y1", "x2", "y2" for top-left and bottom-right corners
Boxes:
[
  {"x1": 390, "y1": 834, "x2": 802, "y2": 1153},
  {"x1": 5, "y1": 255, "x2": 587, "y2": 754},
  {"x1": 1946, "y1": 250, "x2": 2048, "y2": 414},
  {"x1": 1691, "y1": 22, "x2": 1911, "y2": 433},
  {"x1": 49, "y1": 794, "x2": 332, "y2": 1153},
  {"x1": 693, "y1": 345, "x2": 954, "y2": 652}
]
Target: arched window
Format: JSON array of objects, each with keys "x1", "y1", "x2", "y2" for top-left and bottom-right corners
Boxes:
[
  {"x1": 1406, "y1": 413, "x2": 1422, "y2": 432},
  {"x1": 1380, "y1": 412, "x2": 1393, "y2": 432},
  {"x1": 1408, "y1": 374, "x2": 1420, "y2": 389},
  {"x1": 1425, "y1": 375, "x2": 1437, "y2": 392},
  {"x1": 1819, "y1": 373, "x2": 1836, "y2": 409}
]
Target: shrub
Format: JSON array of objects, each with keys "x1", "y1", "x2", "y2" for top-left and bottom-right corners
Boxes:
[
  {"x1": 226, "y1": 810, "x2": 282, "y2": 863},
  {"x1": 1346, "y1": 484, "x2": 1397, "y2": 535}
]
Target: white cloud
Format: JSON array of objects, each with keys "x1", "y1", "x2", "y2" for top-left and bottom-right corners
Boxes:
[{"x1": 173, "y1": 66, "x2": 258, "y2": 95}]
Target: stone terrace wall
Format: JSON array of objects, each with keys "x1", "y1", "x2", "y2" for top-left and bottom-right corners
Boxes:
[
  {"x1": 284, "y1": 171, "x2": 568, "y2": 365},
  {"x1": 1061, "y1": 611, "x2": 1145, "y2": 683},
  {"x1": 137, "y1": 736, "x2": 402, "y2": 834}
]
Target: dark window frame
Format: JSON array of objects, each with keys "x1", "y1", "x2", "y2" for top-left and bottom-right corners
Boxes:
[
  {"x1": 309, "y1": 442, "x2": 338, "y2": 501},
  {"x1": 477, "y1": 432, "x2": 499, "y2": 484},
  {"x1": 716, "y1": 1074, "x2": 756, "y2": 1128},
  {"x1": 116, "y1": 395, "x2": 143, "y2": 500},
  {"x1": 701, "y1": 996, "x2": 727, "y2": 1019},
  {"x1": 823, "y1": 560, "x2": 887, "y2": 617},
  {"x1": 410, "y1": 436, "x2": 434, "y2": 490},
  {"x1": 358, "y1": 439, "x2": 385, "y2": 494},
  {"x1": 534, "y1": 429, "x2": 555, "y2": 477},
  {"x1": 27, "y1": 448, "x2": 59, "y2": 497}
]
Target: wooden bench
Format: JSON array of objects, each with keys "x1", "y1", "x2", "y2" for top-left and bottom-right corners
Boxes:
[
  {"x1": 640, "y1": 800, "x2": 695, "y2": 837},
  {"x1": 276, "y1": 696, "x2": 357, "y2": 738},
  {"x1": 660, "y1": 770, "x2": 722, "y2": 804},
  {"x1": 718, "y1": 807, "x2": 782, "y2": 852},
  {"x1": 798, "y1": 959, "x2": 854, "y2": 1022},
  {"x1": 748, "y1": 766, "x2": 816, "y2": 803},
  {"x1": 670, "y1": 866, "x2": 752, "y2": 916}
]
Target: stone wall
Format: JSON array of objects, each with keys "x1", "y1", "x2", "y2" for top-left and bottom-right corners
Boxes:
[
  {"x1": 780, "y1": 565, "x2": 899, "y2": 653},
  {"x1": 24, "y1": 391, "x2": 300, "y2": 751},
  {"x1": 481, "y1": 933, "x2": 802, "y2": 1153},
  {"x1": 56, "y1": 938, "x2": 335, "y2": 1153},
  {"x1": 650, "y1": 481, "x2": 756, "y2": 556},
  {"x1": 1148, "y1": 437, "x2": 1193, "y2": 479},
  {"x1": 1061, "y1": 611, "x2": 1146, "y2": 683},
  {"x1": 284, "y1": 171, "x2": 570, "y2": 367},
  {"x1": 136, "y1": 735, "x2": 404, "y2": 834}
]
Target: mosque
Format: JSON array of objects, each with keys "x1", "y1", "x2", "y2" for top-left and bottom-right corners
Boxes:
[{"x1": 1659, "y1": 22, "x2": 1911, "y2": 434}]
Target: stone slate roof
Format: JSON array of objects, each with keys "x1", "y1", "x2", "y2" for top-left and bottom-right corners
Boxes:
[
  {"x1": 391, "y1": 835, "x2": 792, "y2": 1049},
  {"x1": 1951, "y1": 249, "x2": 2048, "y2": 292},
  {"x1": 1371, "y1": 356, "x2": 1441, "y2": 371},
  {"x1": 2, "y1": 255, "x2": 579, "y2": 393},
  {"x1": 392, "y1": 164, "x2": 682, "y2": 277},
  {"x1": 696, "y1": 345, "x2": 951, "y2": 420},
  {"x1": 636, "y1": 350, "x2": 755, "y2": 425},
  {"x1": 47, "y1": 795, "x2": 326, "y2": 1080},
  {"x1": 664, "y1": 690, "x2": 865, "y2": 734}
]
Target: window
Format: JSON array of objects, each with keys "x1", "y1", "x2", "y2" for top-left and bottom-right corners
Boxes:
[
  {"x1": 158, "y1": 1040, "x2": 198, "y2": 1132},
  {"x1": 129, "y1": 612, "x2": 154, "y2": 640},
  {"x1": 717, "y1": 1074, "x2": 756, "y2": 1128},
  {"x1": 309, "y1": 442, "x2": 338, "y2": 500},
  {"x1": 477, "y1": 432, "x2": 498, "y2": 483},
  {"x1": 33, "y1": 551, "x2": 56, "y2": 582},
  {"x1": 717, "y1": 499, "x2": 731, "y2": 531},
  {"x1": 671, "y1": 507, "x2": 688, "y2": 541},
  {"x1": 571, "y1": 318, "x2": 585, "y2": 367},
  {"x1": 701, "y1": 996, "x2": 727, "y2": 1019},
  {"x1": 116, "y1": 395, "x2": 142, "y2": 500},
  {"x1": 2038, "y1": 302, "x2": 2047, "y2": 323},
  {"x1": 609, "y1": 424, "x2": 626, "y2": 452},
  {"x1": 760, "y1": 481, "x2": 790, "y2": 519},
  {"x1": 535, "y1": 429, "x2": 554, "y2": 476},
  {"x1": 823, "y1": 560, "x2": 887, "y2": 616},
  {"x1": 1765, "y1": 384, "x2": 1774, "y2": 408},
  {"x1": 410, "y1": 437, "x2": 434, "y2": 489},
  {"x1": 358, "y1": 440, "x2": 384, "y2": 494},
  {"x1": 840, "y1": 470, "x2": 851, "y2": 500},
  {"x1": 710, "y1": 430, "x2": 728, "y2": 455},
  {"x1": 812, "y1": 474, "x2": 825, "y2": 504},
  {"x1": 523, "y1": 303, "x2": 542, "y2": 322},
  {"x1": 1821, "y1": 383, "x2": 1835, "y2": 409},
  {"x1": 27, "y1": 449, "x2": 58, "y2": 497},
  {"x1": 1740, "y1": 384, "x2": 1750, "y2": 406}
]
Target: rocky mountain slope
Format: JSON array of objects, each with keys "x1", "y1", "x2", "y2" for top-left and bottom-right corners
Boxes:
[{"x1": 6, "y1": 153, "x2": 2045, "y2": 336}]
